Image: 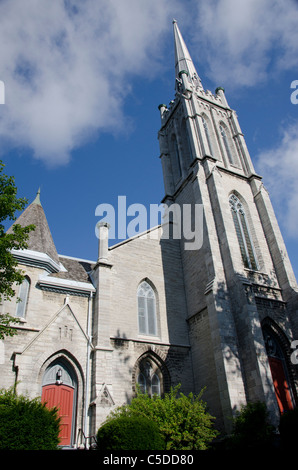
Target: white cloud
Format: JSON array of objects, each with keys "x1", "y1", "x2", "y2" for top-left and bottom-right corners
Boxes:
[
  {"x1": 1, "y1": 0, "x2": 298, "y2": 178},
  {"x1": 256, "y1": 123, "x2": 298, "y2": 238},
  {"x1": 0, "y1": 0, "x2": 180, "y2": 166},
  {"x1": 194, "y1": 0, "x2": 298, "y2": 87}
]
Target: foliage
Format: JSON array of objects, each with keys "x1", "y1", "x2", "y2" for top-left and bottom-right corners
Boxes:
[
  {"x1": 105, "y1": 385, "x2": 219, "y2": 450},
  {"x1": 96, "y1": 415, "x2": 165, "y2": 451},
  {"x1": 0, "y1": 160, "x2": 35, "y2": 338},
  {"x1": 279, "y1": 407, "x2": 298, "y2": 449},
  {"x1": 0, "y1": 387, "x2": 61, "y2": 450},
  {"x1": 226, "y1": 401, "x2": 274, "y2": 450},
  {"x1": 0, "y1": 313, "x2": 21, "y2": 340}
]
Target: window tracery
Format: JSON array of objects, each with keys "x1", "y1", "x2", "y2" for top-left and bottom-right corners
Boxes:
[
  {"x1": 137, "y1": 358, "x2": 161, "y2": 396},
  {"x1": 229, "y1": 194, "x2": 258, "y2": 270},
  {"x1": 137, "y1": 281, "x2": 157, "y2": 336}
]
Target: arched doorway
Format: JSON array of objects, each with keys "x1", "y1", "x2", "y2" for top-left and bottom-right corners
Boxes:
[
  {"x1": 263, "y1": 327, "x2": 294, "y2": 414},
  {"x1": 41, "y1": 358, "x2": 77, "y2": 447}
]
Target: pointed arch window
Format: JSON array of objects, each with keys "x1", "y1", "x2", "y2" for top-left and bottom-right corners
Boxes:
[
  {"x1": 229, "y1": 194, "x2": 258, "y2": 270},
  {"x1": 137, "y1": 359, "x2": 162, "y2": 396},
  {"x1": 137, "y1": 281, "x2": 157, "y2": 336},
  {"x1": 173, "y1": 135, "x2": 182, "y2": 178},
  {"x1": 202, "y1": 116, "x2": 213, "y2": 156},
  {"x1": 181, "y1": 119, "x2": 193, "y2": 163},
  {"x1": 15, "y1": 276, "x2": 30, "y2": 318},
  {"x1": 220, "y1": 124, "x2": 234, "y2": 165}
]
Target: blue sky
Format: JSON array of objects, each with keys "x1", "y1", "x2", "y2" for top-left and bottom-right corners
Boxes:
[{"x1": 1, "y1": 0, "x2": 298, "y2": 280}]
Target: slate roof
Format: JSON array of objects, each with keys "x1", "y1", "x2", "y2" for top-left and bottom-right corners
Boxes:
[
  {"x1": 54, "y1": 256, "x2": 95, "y2": 283},
  {"x1": 7, "y1": 190, "x2": 96, "y2": 285},
  {"x1": 7, "y1": 190, "x2": 60, "y2": 265}
]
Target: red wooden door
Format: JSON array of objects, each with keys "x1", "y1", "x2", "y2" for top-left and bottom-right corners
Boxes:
[
  {"x1": 269, "y1": 357, "x2": 293, "y2": 413},
  {"x1": 42, "y1": 384, "x2": 74, "y2": 446}
]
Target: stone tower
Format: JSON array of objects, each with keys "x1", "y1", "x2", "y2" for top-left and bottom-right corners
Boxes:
[
  {"x1": 1, "y1": 21, "x2": 298, "y2": 447},
  {"x1": 157, "y1": 21, "x2": 298, "y2": 431}
]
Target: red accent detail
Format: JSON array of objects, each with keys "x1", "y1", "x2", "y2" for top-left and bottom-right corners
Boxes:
[
  {"x1": 269, "y1": 357, "x2": 293, "y2": 413},
  {"x1": 42, "y1": 384, "x2": 74, "y2": 446}
]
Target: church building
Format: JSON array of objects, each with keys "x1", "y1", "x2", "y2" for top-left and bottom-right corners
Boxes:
[{"x1": 1, "y1": 21, "x2": 298, "y2": 448}]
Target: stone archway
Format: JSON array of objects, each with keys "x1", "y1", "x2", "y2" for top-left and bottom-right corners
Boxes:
[
  {"x1": 41, "y1": 357, "x2": 78, "y2": 447},
  {"x1": 263, "y1": 324, "x2": 295, "y2": 413}
]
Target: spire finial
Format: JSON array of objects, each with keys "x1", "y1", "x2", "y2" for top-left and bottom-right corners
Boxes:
[
  {"x1": 33, "y1": 187, "x2": 42, "y2": 206},
  {"x1": 173, "y1": 21, "x2": 202, "y2": 90}
]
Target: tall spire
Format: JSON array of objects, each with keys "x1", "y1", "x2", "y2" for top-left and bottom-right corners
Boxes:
[{"x1": 173, "y1": 19, "x2": 202, "y2": 90}]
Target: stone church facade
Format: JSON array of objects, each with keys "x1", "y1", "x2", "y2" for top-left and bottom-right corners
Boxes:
[{"x1": 1, "y1": 21, "x2": 298, "y2": 447}]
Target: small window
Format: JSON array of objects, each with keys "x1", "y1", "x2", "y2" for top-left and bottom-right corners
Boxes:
[
  {"x1": 15, "y1": 277, "x2": 30, "y2": 318},
  {"x1": 229, "y1": 194, "x2": 258, "y2": 270},
  {"x1": 137, "y1": 281, "x2": 157, "y2": 336}
]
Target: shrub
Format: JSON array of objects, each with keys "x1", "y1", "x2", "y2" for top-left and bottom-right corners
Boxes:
[
  {"x1": 96, "y1": 415, "x2": 165, "y2": 451},
  {"x1": 227, "y1": 401, "x2": 274, "y2": 450},
  {"x1": 105, "y1": 385, "x2": 219, "y2": 450},
  {"x1": 0, "y1": 387, "x2": 61, "y2": 450}
]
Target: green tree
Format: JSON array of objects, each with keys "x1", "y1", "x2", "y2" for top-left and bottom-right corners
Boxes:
[
  {"x1": 0, "y1": 161, "x2": 35, "y2": 338},
  {"x1": 106, "y1": 385, "x2": 219, "y2": 450},
  {"x1": 0, "y1": 387, "x2": 61, "y2": 450}
]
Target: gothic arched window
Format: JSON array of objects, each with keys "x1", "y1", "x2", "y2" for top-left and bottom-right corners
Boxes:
[
  {"x1": 220, "y1": 124, "x2": 234, "y2": 165},
  {"x1": 172, "y1": 134, "x2": 182, "y2": 179},
  {"x1": 137, "y1": 281, "x2": 157, "y2": 336},
  {"x1": 202, "y1": 116, "x2": 213, "y2": 156},
  {"x1": 181, "y1": 119, "x2": 193, "y2": 164},
  {"x1": 136, "y1": 359, "x2": 162, "y2": 396},
  {"x1": 15, "y1": 276, "x2": 30, "y2": 318},
  {"x1": 229, "y1": 194, "x2": 258, "y2": 270}
]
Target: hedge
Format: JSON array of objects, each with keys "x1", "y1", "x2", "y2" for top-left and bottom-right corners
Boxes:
[{"x1": 0, "y1": 388, "x2": 61, "y2": 450}]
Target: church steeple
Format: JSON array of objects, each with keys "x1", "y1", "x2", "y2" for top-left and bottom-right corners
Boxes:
[
  {"x1": 157, "y1": 20, "x2": 298, "y2": 431},
  {"x1": 173, "y1": 19, "x2": 203, "y2": 92}
]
